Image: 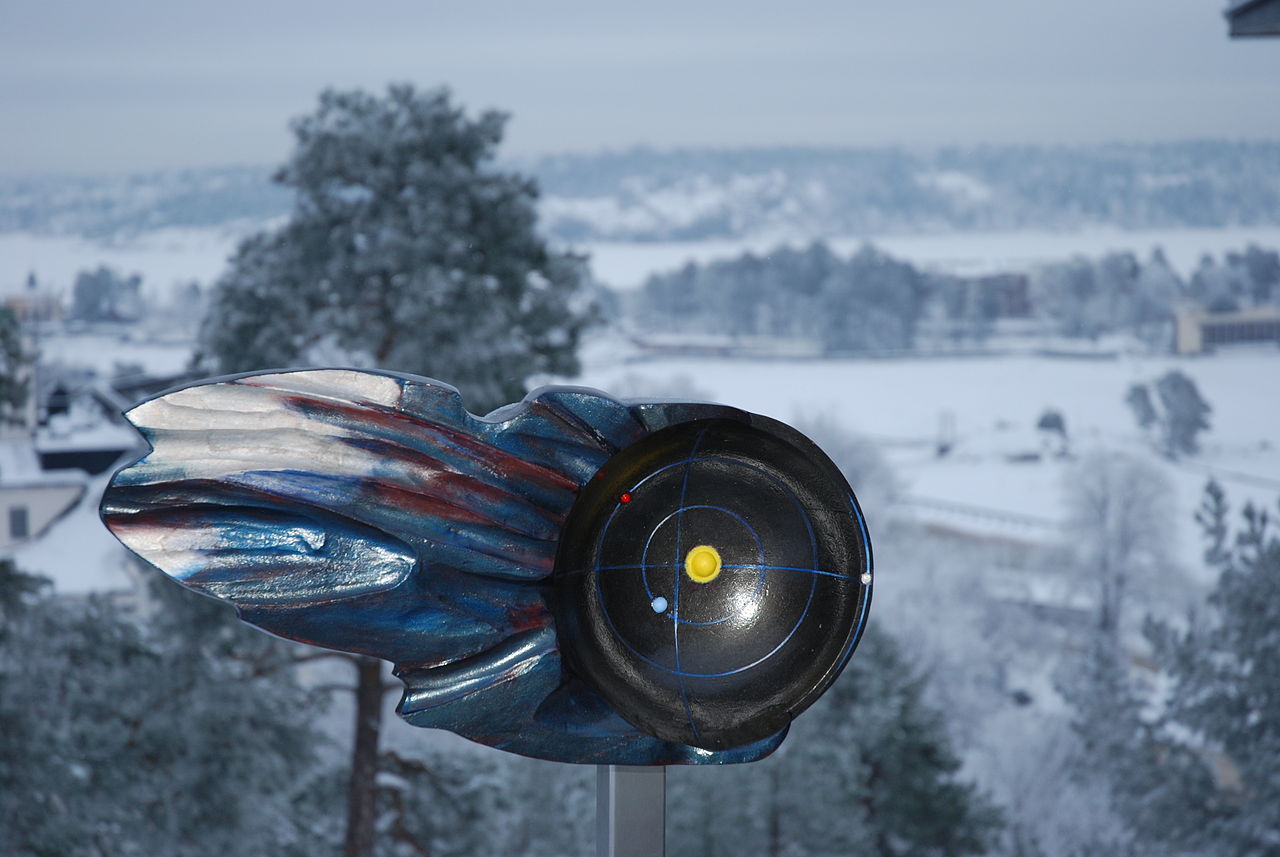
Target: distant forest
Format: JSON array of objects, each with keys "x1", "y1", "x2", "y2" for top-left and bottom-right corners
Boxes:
[
  {"x1": 3, "y1": 140, "x2": 1279, "y2": 241},
  {"x1": 623, "y1": 241, "x2": 1280, "y2": 353}
]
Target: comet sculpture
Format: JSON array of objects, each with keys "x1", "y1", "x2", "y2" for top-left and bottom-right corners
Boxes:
[{"x1": 101, "y1": 369, "x2": 872, "y2": 765}]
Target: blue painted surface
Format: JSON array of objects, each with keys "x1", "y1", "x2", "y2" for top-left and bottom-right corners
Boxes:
[{"x1": 100, "y1": 368, "x2": 781, "y2": 764}]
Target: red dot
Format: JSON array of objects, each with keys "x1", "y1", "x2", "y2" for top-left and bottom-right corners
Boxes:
[{"x1": 619, "y1": 492, "x2": 632, "y2": 504}]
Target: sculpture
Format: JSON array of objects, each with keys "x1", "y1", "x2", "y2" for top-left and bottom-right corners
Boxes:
[{"x1": 100, "y1": 368, "x2": 872, "y2": 765}]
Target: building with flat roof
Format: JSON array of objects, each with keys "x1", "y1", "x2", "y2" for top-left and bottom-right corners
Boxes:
[{"x1": 1175, "y1": 305, "x2": 1280, "y2": 354}]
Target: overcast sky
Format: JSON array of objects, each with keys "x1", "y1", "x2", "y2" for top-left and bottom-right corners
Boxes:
[{"x1": 3, "y1": 0, "x2": 1279, "y2": 174}]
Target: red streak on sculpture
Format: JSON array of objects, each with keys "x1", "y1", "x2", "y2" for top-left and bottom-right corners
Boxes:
[
  {"x1": 278, "y1": 392, "x2": 579, "y2": 492},
  {"x1": 505, "y1": 601, "x2": 552, "y2": 633}
]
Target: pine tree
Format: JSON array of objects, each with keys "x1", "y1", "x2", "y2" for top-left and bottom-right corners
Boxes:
[
  {"x1": 1155, "y1": 370, "x2": 1211, "y2": 458},
  {"x1": 1130, "y1": 248, "x2": 1183, "y2": 348},
  {"x1": 70, "y1": 265, "x2": 145, "y2": 322},
  {"x1": 196, "y1": 83, "x2": 592, "y2": 415},
  {"x1": 0, "y1": 306, "x2": 32, "y2": 427},
  {"x1": 1124, "y1": 383, "x2": 1157, "y2": 432},
  {"x1": 0, "y1": 566, "x2": 333, "y2": 856},
  {"x1": 194, "y1": 84, "x2": 596, "y2": 856},
  {"x1": 1069, "y1": 481, "x2": 1280, "y2": 855}
]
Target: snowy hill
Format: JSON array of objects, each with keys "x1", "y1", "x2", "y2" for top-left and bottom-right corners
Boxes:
[
  {"x1": 5, "y1": 141, "x2": 1280, "y2": 246},
  {"x1": 527, "y1": 141, "x2": 1280, "y2": 242}
]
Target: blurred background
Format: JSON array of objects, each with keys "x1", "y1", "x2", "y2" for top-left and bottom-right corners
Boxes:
[{"x1": 2, "y1": 2, "x2": 1279, "y2": 855}]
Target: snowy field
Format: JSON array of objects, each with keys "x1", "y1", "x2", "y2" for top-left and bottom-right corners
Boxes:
[
  {"x1": 0, "y1": 224, "x2": 259, "y2": 298},
  {"x1": 37, "y1": 330, "x2": 193, "y2": 376}
]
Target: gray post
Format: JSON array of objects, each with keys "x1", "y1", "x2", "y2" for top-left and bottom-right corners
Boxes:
[{"x1": 596, "y1": 765, "x2": 666, "y2": 857}]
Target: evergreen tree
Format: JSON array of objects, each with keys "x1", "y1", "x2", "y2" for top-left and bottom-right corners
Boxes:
[
  {"x1": 1130, "y1": 248, "x2": 1183, "y2": 348},
  {"x1": 1237, "y1": 244, "x2": 1280, "y2": 304},
  {"x1": 1068, "y1": 482, "x2": 1280, "y2": 856},
  {"x1": 0, "y1": 557, "x2": 45, "y2": 625},
  {"x1": 196, "y1": 83, "x2": 592, "y2": 415},
  {"x1": 70, "y1": 265, "x2": 145, "y2": 322},
  {"x1": 1155, "y1": 369, "x2": 1211, "y2": 458},
  {"x1": 194, "y1": 84, "x2": 596, "y2": 856},
  {"x1": 1032, "y1": 257, "x2": 1107, "y2": 340},
  {"x1": 0, "y1": 567, "x2": 333, "y2": 856},
  {"x1": 376, "y1": 746, "x2": 518, "y2": 857},
  {"x1": 1124, "y1": 383, "x2": 1157, "y2": 433},
  {"x1": 0, "y1": 305, "x2": 33, "y2": 427},
  {"x1": 820, "y1": 244, "x2": 927, "y2": 353}
]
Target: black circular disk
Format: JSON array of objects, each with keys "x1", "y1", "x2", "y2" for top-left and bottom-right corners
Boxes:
[{"x1": 552, "y1": 416, "x2": 872, "y2": 751}]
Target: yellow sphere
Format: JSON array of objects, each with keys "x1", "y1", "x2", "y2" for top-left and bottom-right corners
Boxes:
[{"x1": 684, "y1": 544, "x2": 722, "y2": 584}]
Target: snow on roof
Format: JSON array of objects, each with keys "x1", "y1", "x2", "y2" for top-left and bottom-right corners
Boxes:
[
  {"x1": 35, "y1": 417, "x2": 139, "y2": 453},
  {"x1": 14, "y1": 473, "x2": 137, "y2": 594},
  {"x1": 34, "y1": 391, "x2": 141, "y2": 454},
  {"x1": 0, "y1": 436, "x2": 46, "y2": 482},
  {"x1": 0, "y1": 436, "x2": 87, "y2": 487}
]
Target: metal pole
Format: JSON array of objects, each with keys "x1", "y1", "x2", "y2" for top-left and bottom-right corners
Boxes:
[{"x1": 596, "y1": 765, "x2": 666, "y2": 857}]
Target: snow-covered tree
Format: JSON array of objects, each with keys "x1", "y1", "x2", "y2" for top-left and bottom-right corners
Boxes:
[
  {"x1": 630, "y1": 240, "x2": 929, "y2": 352},
  {"x1": 1032, "y1": 257, "x2": 1108, "y2": 340},
  {"x1": 376, "y1": 746, "x2": 515, "y2": 857},
  {"x1": 1061, "y1": 450, "x2": 1174, "y2": 639},
  {"x1": 0, "y1": 306, "x2": 32, "y2": 427},
  {"x1": 195, "y1": 84, "x2": 598, "y2": 857},
  {"x1": 0, "y1": 567, "x2": 332, "y2": 856},
  {"x1": 1232, "y1": 244, "x2": 1280, "y2": 304},
  {"x1": 1068, "y1": 482, "x2": 1280, "y2": 855},
  {"x1": 197, "y1": 83, "x2": 592, "y2": 415},
  {"x1": 1124, "y1": 383, "x2": 1158, "y2": 434},
  {"x1": 820, "y1": 244, "x2": 927, "y2": 352},
  {"x1": 70, "y1": 265, "x2": 145, "y2": 322},
  {"x1": 1125, "y1": 371, "x2": 1211, "y2": 460},
  {"x1": 1130, "y1": 247, "x2": 1182, "y2": 348},
  {"x1": 1189, "y1": 253, "x2": 1249, "y2": 313},
  {"x1": 1155, "y1": 370, "x2": 1211, "y2": 458}
]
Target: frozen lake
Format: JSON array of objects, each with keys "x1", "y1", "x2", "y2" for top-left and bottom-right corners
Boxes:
[{"x1": 7, "y1": 222, "x2": 1280, "y2": 296}]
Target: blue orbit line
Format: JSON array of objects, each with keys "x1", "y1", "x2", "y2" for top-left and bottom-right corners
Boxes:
[
  {"x1": 592, "y1": 449, "x2": 822, "y2": 681},
  {"x1": 561, "y1": 562, "x2": 853, "y2": 581},
  {"x1": 638, "y1": 504, "x2": 766, "y2": 626}
]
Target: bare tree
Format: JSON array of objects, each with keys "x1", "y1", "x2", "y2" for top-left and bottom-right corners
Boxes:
[{"x1": 1062, "y1": 450, "x2": 1174, "y2": 640}]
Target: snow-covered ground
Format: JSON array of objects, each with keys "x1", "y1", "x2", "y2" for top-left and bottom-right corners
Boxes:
[
  {"x1": 0, "y1": 224, "x2": 260, "y2": 299},
  {"x1": 15, "y1": 472, "x2": 140, "y2": 594}
]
